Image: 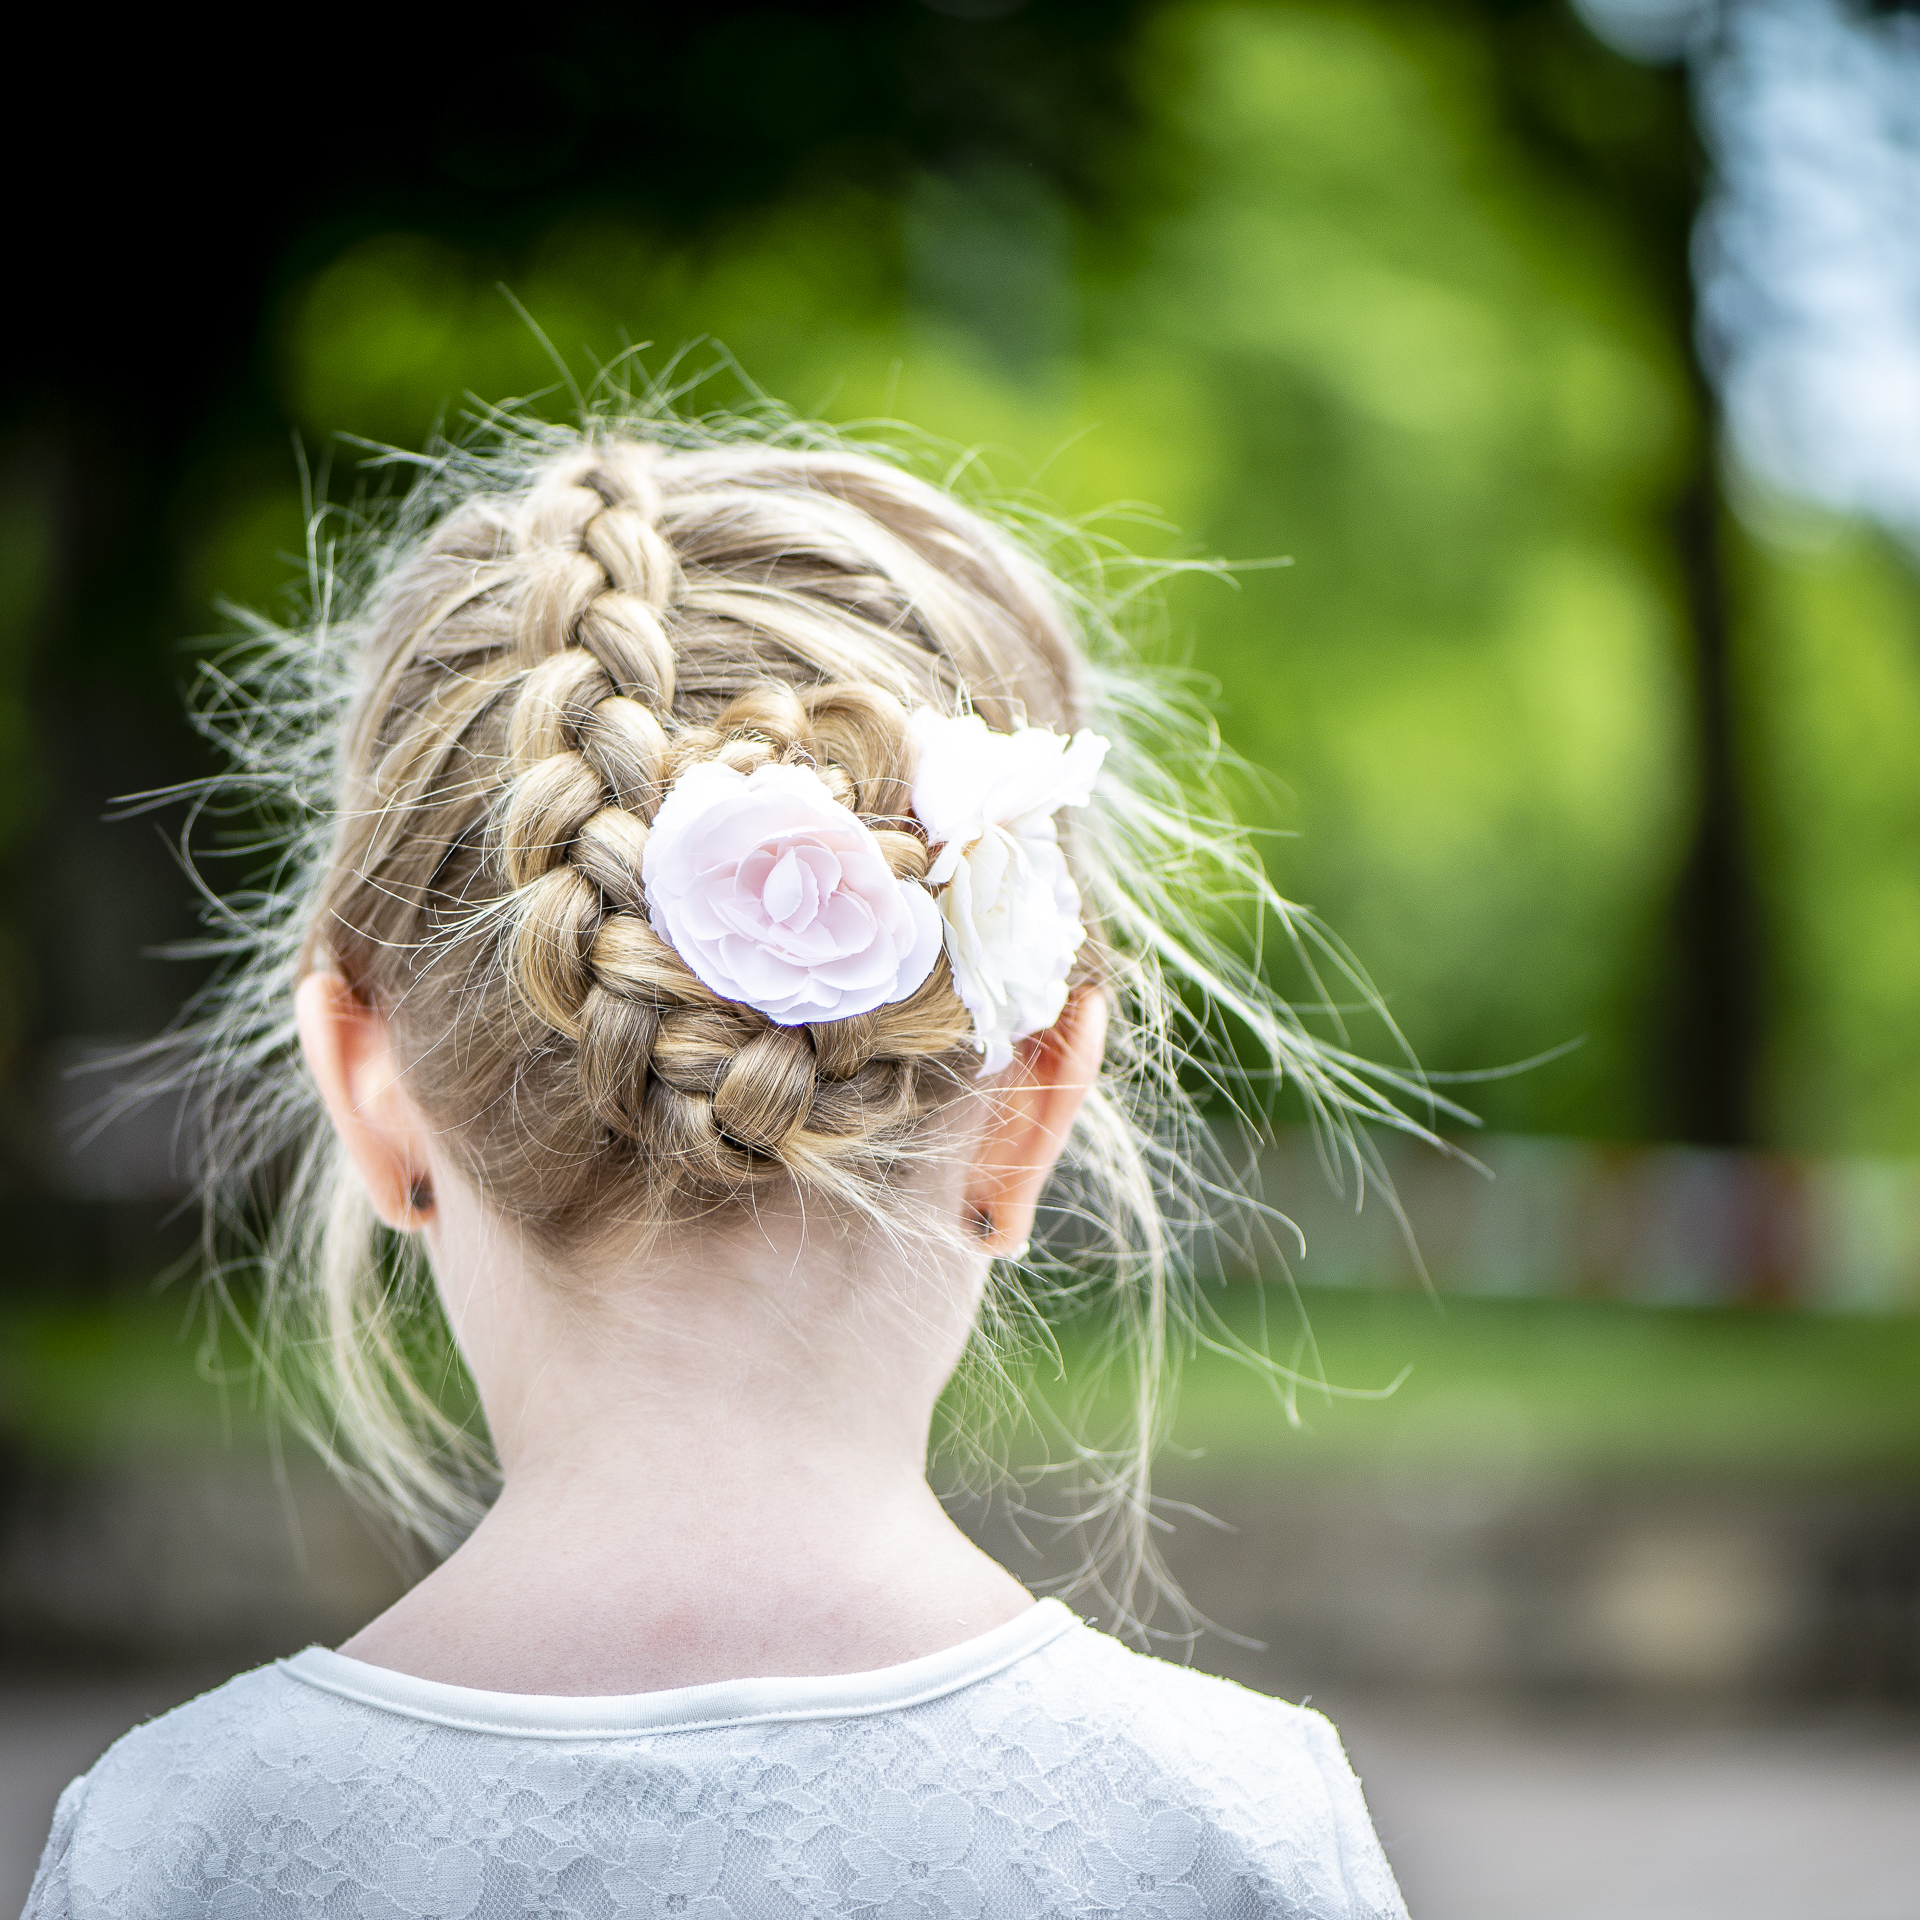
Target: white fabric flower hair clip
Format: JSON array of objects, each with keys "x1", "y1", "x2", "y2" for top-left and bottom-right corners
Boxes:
[
  {"x1": 640, "y1": 714, "x2": 1106, "y2": 1069},
  {"x1": 909, "y1": 710, "x2": 1108, "y2": 1073}
]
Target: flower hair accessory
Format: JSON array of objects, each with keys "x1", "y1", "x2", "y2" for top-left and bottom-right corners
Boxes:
[
  {"x1": 909, "y1": 710, "x2": 1109, "y2": 1073},
  {"x1": 642, "y1": 761, "x2": 943, "y2": 1025}
]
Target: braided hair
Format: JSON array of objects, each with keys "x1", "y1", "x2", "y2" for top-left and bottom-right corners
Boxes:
[{"x1": 313, "y1": 441, "x2": 1079, "y2": 1240}]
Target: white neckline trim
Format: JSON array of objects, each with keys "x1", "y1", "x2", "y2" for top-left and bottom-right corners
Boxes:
[{"x1": 281, "y1": 1598, "x2": 1077, "y2": 1739}]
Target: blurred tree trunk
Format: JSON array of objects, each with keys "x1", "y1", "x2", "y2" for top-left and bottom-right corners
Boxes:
[
  {"x1": 1478, "y1": 0, "x2": 1762, "y2": 1144},
  {"x1": 1666, "y1": 451, "x2": 1760, "y2": 1145}
]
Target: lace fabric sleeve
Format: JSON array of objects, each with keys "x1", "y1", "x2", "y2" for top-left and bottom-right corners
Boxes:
[
  {"x1": 19, "y1": 1775, "x2": 87, "y2": 1920},
  {"x1": 1298, "y1": 1711, "x2": 1409, "y2": 1920}
]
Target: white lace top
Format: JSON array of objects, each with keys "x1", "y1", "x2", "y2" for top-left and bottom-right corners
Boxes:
[{"x1": 24, "y1": 1601, "x2": 1406, "y2": 1920}]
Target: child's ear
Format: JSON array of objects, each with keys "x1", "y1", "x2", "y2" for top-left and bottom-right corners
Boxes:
[
  {"x1": 294, "y1": 973, "x2": 438, "y2": 1231},
  {"x1": 963, "y1": 988, "x2": 1109, "y2": 1257}
]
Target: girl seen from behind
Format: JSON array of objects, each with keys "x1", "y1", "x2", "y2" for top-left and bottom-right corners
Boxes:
[{"x1": 26, "y1": 409, "x2": 1414, "y2": 1920}]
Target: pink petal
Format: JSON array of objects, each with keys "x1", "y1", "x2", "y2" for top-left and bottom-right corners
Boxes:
[{"x1": 761, "y1": 848, "x2": 812, "y2": 926}]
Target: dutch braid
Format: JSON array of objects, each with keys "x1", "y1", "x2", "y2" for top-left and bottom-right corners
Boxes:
[
  {"x1": 491, "y1": 449, "x2": 973, "y2": 1193},
  {"x1": 308, "y1": 432, "x2": 1082, "y2": 1245}
]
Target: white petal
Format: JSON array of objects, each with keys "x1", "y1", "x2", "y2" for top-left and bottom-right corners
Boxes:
[
  {"x1": 925, "y1": 836, "x2": 969, "y2": 887},
  {"x1": 907, "y1": 710, "x2": 997, "y2": 849},
  {"x1": 910, "y1": 711, "x2": 1109, "y2": 900}
]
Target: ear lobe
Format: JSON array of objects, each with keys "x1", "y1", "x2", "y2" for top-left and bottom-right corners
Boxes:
[
  {"x1": 963, "y1": 988, "x2": 1109, "y2": 1257},
  {"x1": 295, "y1": 973, "x2": 437, "y2": 1232}
]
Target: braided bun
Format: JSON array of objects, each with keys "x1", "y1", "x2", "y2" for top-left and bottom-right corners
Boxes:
[{"x1": 314, "y1": 437, "x2": 1073, "y2": 1238}]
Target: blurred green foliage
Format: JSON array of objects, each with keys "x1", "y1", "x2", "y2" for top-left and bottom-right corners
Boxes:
[
  {"x1": 996, "y1": 1281, "x2": 1920, "y2": 1484},
  {"x1": 16, "y1": 1286, "x2": 1920, "y2": 1485},
  {"x1": 187, "y1": 1, "x2": 1705, "y2": 1141},
  {"x1": 0, "y1": 1298, "x2": 259, "y2": 1460},
  {"x1": 1164, "y1": 1284, "x2": 1920, "y2": 1482},
  {"x1": 1737, "y1": 524, "x2": 1920, "y2": 1153},
  {"x1": 11, "y1": 0, "x2": 1920, "y2": 1174}
]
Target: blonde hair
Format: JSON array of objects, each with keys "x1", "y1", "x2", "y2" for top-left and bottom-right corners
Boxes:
[{"x1": 181, "y1": 398, "x2": 1435, "y2": 1632}]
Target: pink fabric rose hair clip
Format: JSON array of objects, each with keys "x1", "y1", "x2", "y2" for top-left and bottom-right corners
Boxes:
[
  {"x1": 640, "y1": 713, "x2": 1109, "y2": 1072},
  {"x1": 643, "y1": 761, "x2": 944, "y2": 1023}
]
